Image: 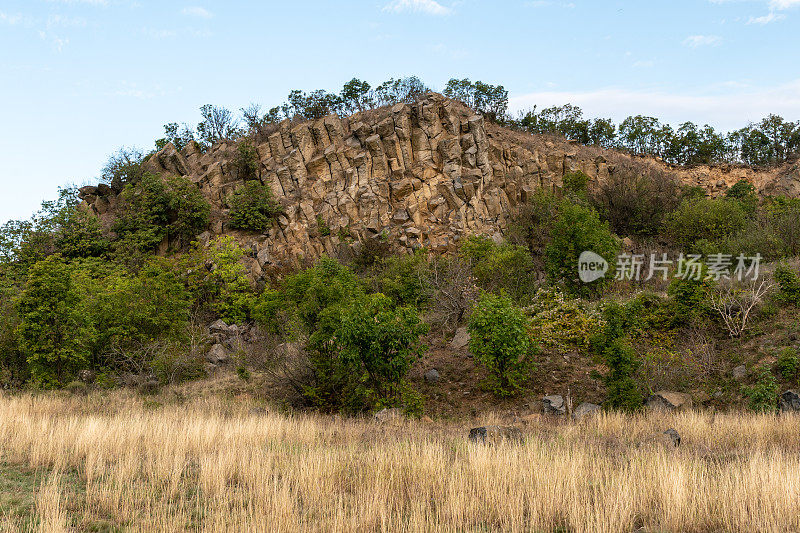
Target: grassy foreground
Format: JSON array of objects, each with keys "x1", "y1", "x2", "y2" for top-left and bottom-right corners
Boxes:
[{"x1": 0, "y1": 392, "x2": 799, "y2": 532}]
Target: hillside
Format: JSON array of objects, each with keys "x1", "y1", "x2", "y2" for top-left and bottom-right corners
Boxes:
[{"x1": 78, "y1": 93, "x2": 800, "y2": 281}]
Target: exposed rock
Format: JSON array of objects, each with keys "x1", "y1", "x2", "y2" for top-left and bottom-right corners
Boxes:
[
  {"x1": 209, "y1": 319, "x2": 230, "y2": 335},
  {"x1": 663, "y1": 428, "x2": 681, "y2": 447},
  {"x1": 424, "y1": 369, "x2": 440, "y2": 384},
  {"x1": 450, "y1": 327, "x2": 470, "y2": 350},
  {"x1": 206, "y1": 343, "x2": 229, "y2": 364},
  {"x1": 645, "y1": 391, "x2": 693, "y2": 411},
  {"x1": 572, "y1": 402, "x2": 601, "y2": 420},
  {"x1": 542, "y1": 395, "x2": 566, "y2": 416},
  {"x1": 374, "y1": 407, "x2": 403, "y2": 423},
  {"x1": 779, "y1": 390, "x2": 800, "y2": 412},
  {"x1": 468, "y1": 425, "x2": 523, "y2": 444},
  {"x1": 732, "y1": 365, "x2": 747, "y2": 381}
]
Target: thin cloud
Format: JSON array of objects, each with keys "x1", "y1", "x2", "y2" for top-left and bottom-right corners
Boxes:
[
  {"x1": 508, "y1": 80, "x2": 800, "y2": 131},
  {"x1": 182, "y1": 6, "x2": 213, "y2": 19},
  {"x1": 770, "y1": 0, "x2": 800, "y2": 8},
  {"x1": 0, "y1": 11, "x2": 23, "y2": 25},
  {"x1": 383, "y1": 0, "x2": 452, "y2": 16},
  {"x1": 46, "y1": 0, "x2": 109, "y2": 5},
  {"x1": 683, "y1": 34, "x2": 722, "y2": 48},
  {"x1": 748, "y1": 11, "x2": 785, "y2": 22}
]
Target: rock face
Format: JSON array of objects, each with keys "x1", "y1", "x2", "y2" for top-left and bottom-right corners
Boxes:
[
  {"x1": 645, "y1": 391, "x2": 693, "y2": 412},
  {"x1": 79, "y1": 92, "x2": 798, "y2": 280},
  {"x1": 468, "y1": 425, "x2": 523, "y2": 444}
]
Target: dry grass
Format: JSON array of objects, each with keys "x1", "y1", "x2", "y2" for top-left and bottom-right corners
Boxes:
[{"x1": 1, "y1": 392, "x2": 799, "y2": 532}]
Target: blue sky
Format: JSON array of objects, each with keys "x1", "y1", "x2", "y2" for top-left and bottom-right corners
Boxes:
[{"x1": 1, "y1": 0, "x2": 799, "y2": 223}]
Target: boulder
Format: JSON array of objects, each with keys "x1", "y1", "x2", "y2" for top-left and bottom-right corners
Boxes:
[
  {"x1": 468, "y1": 425, "x2": 523, "y2": 445},
  {"x1": 572, "y1": 402, "x2": 601, "y2": 420},
  {"x1": 645, "y1": 391, "x2": 693, "y2": 411},
  {"x1": 663, "y1": 428, "x2": 681, "y2": 447},
  {"x1": 779, "y1": 390, "x2": 800, "y2": 412},
  {"x1": 450, "y1": 327, "x2": 470, "y2": 350},
  {"x1": 206, "y1": 343, "x2": 229, "y2": 364},
  {"x1": 374, "y1": 407, "x2": 403, "y2": 423},
  {"x1": 732, "y1": 365, "x2": 747, "y2": 381},
  {"x1": 542, "y1": 395, "x2": 566, "y2": 416},
  {"x1": 424, "y1": 369, "x2": 440, "y2": 384},
  {"x1": 209, "y1": 319, "x2": 230, "y2": 335}
]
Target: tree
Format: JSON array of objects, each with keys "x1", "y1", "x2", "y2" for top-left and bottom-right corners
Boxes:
[
  {"x1": 101, "y1": 147, "x2": 146, "y2": 191},
  {"x1": 545, "y1": 202, "x2": 620, "y2": 297},
  {"x1": 468, "y1": 292, "x2": 535, "y2": 396},
  {"x1": 227, "y1": 181, "x2": 281, "y2": 231},
  {"x1": 335, "y1": 293, "x2": 428, "y2": 405},
  {"x1": 591, "y1": 302, "x2": 642, "y2": 411},
  {"x1": 155, "y1": 123, "x2": 196, "y2": 152},
  {"x1": 16, "y1": 256, "x2": 94, "y2": 387},
  {"x1": 340, "y1": 78, "x2": 374, "y2": 113},
  {"x1": 197, "y1": 104, "x2": 241, "y2": 147}
]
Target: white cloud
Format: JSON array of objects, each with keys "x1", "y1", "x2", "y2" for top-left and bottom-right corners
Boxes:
[
  {"x1": 0, "y1": 11, "x2": 23, "y2": 25},
  {"x1": 508, "y1": 80, "x2": 800, "y2": 131},
  {"x1": 683, "y1": 34, "x2": 722, "y2": 47},
  {"x1": 38, "y1": 30, "x2": 70, "y2": 52},
  {"x1": 182, "y1": 6, "x2": 213, "y2": 19},
  {"x1": 383, "y1": 0, "x2": 452, "y2": 16},
  {"x1": 748, "y1": 11, "x2": 785, "y2": 22},
  {"x1": 770, "y1": 0, "x2": 800, "y2": 9},
  {"x1": 46, "y1": 0, "x2": 108, "y2": 5},
  {"x1": 525, "y1": 1, "x2": 575, "y2": 6},
  {"x1": 632, "y1": 60, "x2": 655, "y2": 68},
  {"x1": 46, "y1": 14, "x2": 87, "y2": 28}
]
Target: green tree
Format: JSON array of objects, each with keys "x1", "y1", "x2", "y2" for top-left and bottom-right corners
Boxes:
[
  {"x1": 724, "y1": 179, "x2": 758, "y2": 216},
  {"x1": 16, "y1": 256, "x2": 94, "y2": 387},
  {"x1": 591, "y1": 302, "x2": 642, "y2": 411},
  {"x1": 227, "y1": 181, "x2": 281, "y2": 232},
  {"x1": 664, "y1": 197, "x2": 747, "y2": 252},
  {"x1": 545, "y1": 203, "x2": 619, "y2": 297},
  {"x1": 468, "y1": 292, "x2": 535, "y2": 396}
]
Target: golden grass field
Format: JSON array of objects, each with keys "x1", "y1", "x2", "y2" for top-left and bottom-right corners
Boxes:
[{"x1": 1, "y1": 391, "x2": 799, "y2": 532}]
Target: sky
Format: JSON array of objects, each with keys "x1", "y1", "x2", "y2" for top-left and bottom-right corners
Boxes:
[{"x1": 1, "y1": 0, "x2": 800, "y2": 223}]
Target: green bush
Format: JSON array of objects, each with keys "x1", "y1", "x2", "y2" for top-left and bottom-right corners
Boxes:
[
  {"x1": 773, "y1": 264, "x2": 800, "y2": 305},
  {"x1": 664, "y1": 197, "x2": 747, "y2": 252},
  {"x1": 562, "y1": 170, "x2": 589, "y2": 197},
  {"x1": 16, "y1": 256, "x2": 94, "y2": 387},
  {"x1": 666, "y1": 271, "x2": 713, "y2": 328},
  {"x1": 468, "y1": 292, "x2": 535, "y2": 396},
  {"x1": 235, "y1": 141, "x2": 259, "y2": 180},
  {"x1": 368, "y1": 251, "x2": 430, "y2": 309},
  {"x1": 113, "y1": 173, "x2": 210, "y2": 256},
  {"x1": 725, "y1": 179, "x2": 758, "y2": 216},
  {"x1": 775, "y1": 348, "x2": 799, "y2": 382},
  {"x1": 179, "y1": 236, "x2": 255, "y2": 323},
  {"x1": 507, "y1": 189, "x2": 561, "y2": 257},
  {"x1": 227, "y1": 181, "x2": 281, "y2": 232},
  {"x1": 545, "y1": 202, "x2": 619, "y2": 297},
  {"x1": 591, "y1": 302, "x2": 643, "y2": 412},
  {"x1": 460, "y1": 236, "x2": 538, "y2": 303},
  {"x1": 743, "y1": 365, "x2": 778, "y2": 413}
]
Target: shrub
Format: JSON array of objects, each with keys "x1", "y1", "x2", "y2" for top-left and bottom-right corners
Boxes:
[
  {"x1": 235, "y1": 141, "x2": 259, "y2": 180},
  {"x1": 368, "y1": 251, "x2": 430, "y2": 308},
  {"x1": 227, "y1": 181, "x2": 281, "y2": 232},
  {"x1": 352, "y1": 234, "x2": 392, "y2": 270},
  {"x1": 667, "y1": 272, "x2": 712, "y2": 328},
  {"x1": 591, "y1": 164, "x2": 681, "y2": 236},
  {"x1": 460, "y1": 236, "x2": 538, "y2": 303},
  {"x1": 527, "y1": 288, "x2": 603, "y2": 351},
  {"x1": 54, "y1": 207, "x2": 109, "y2": 259},
  {"x1": 468, "y1": 292, "x2": 535, "y2": 396},
  {"x1": 591, "y1": 302, "x2": 643, "y2": 412},
  {"x1": 562, "y1": 170, "x2": 589, "y2": 197},
  {"x1": 507, "y1": 189, "x2": 561, "y2": 258},
  {"x1": 724, "y1": 179, "x2": 758, "y2": 216},
  {"x1": 113, "y1": 173, "x2": 210, "y2": 255},
  {"x1": 16, "y1": 256, "x2": 94, "y2": 387},
  {"x1": 101, "y1": 148, "x2": 146, "y2": 192},
  {"x1": 664, "y1": 197, "x2": 747, "y2": 252},
  {"x1": 775, "y1": 348, "x2": 799, "y2": 382},
  {"x1": 545, "y1": 203, "x2": 619, "y2": 297},
  {"x1": 179, "y1": 236, "x2": 255, "y2": 323},
  {"x1": 743, "y1": 365, "x2": 778, "y2": 413},
  {"x1": 773, "y1": 263, "x2": 800, "y2": 305}
]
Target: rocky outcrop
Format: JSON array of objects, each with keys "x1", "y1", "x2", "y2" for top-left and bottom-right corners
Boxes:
[{"x1": 79, "y1": 93, "x2": 799, "y2": 281}]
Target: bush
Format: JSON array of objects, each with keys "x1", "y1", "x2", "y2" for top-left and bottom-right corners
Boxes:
[
  {"x1": 507, "y1": 189, "x2": 561, "y2": 258},
  {"x1": 591, "y1": 164, "x2": 681, "y2": 236},
  {"x1": 773, "y1": 263, "x2": 800, "y2": 305},
  {"x1": 468, "y1": 292, "x2": 535, "y2": 396},
  {"x1": 775, "y1": 348, "x2": 799, "y2": 382},
  {"x1": 666, "y1": 272, "x2": 713, "y2": 328},
  {"x1": 527, "y1": 287, "x2": 604, "y2": 351},
  {"x1": 367, "y1": 251, "x2": 430, "y2": 308},
  {"x1": 743, "y1": 365, "x2": 778, "y2": 413},
  {"x1": 16, "y1": 256, "x2": 94, "y2": 387},
  {"x1": 725, "y1": 179, "x2": 758, "y2": 216},
  {"x1": 460, "y1": 236, "x2": 538, "y2": 304},
  {"x1": 101, "y1": 148, "x2": 146, "y2": 192},
  {"x1": 562, "y1": 170, "x2": 589, "y2": 197},
  {"x1": 664, "y1": 197, "x2": 747, "y2": 252},
  {"x1": 113, "y1": 173, "x2": 210, "y2": 256},
  {"x1": 591, "y1": 302, "x2": 643, "y2": 412},
  {"x1": 545, "y1": 203, "x2": 619, "y2": 297},
  {"x1": 227, "y1": 181, "x2": 281, "y2": 232},
  {"x1": 235, "y1": 141, "x2": 259, "y2": 180},
  {"x1": 179, "y1": 236, "x2": 255, "y2": 323}
]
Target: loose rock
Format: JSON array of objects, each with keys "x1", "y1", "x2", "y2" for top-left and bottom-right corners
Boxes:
[{"x1": 468, "y1": 425, "x2": 523, "y2": 445}]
